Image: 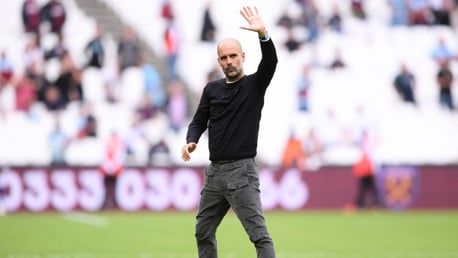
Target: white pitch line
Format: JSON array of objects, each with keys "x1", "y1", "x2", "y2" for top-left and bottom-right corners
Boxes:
[{"x1": 62, "y1": 212, "x2": 109, "y2": 227}]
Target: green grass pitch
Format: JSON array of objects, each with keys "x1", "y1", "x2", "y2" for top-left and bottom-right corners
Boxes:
[{"x1": 1, "y1": 210, "x2": 457, "y2": 258}]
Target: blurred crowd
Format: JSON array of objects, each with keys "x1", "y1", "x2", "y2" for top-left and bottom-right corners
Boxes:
[
  {"x1": 279, "y1": 0, "x2": 457, "y2": 171},
  {"x1": 0, "y1": 0, "x2": 457, "y2": 172}
]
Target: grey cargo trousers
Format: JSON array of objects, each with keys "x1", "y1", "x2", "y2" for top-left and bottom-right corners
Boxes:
[{"x1": 195, "y1": 158, "x2": 276, "y2": 258}]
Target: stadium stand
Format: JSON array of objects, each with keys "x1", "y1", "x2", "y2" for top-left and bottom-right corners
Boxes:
[{"x1": 0, "y1": 0, "x2": 457, "y2": 168}]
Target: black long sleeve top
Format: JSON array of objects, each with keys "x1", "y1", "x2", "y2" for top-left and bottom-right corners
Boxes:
[{"x1": 186, "y1": 38, "x2": 278, "y2": 161}]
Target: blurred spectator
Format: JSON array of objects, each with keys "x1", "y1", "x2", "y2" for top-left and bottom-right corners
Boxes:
[
  {"x1": 277, "y1": 8, "x2": 295, "y2": 30},
  {"x1": 0, "y1": 50, "x2": 14, "y2": 86},
  {"x1": 118, "y1": 26, "x2": 141, "y2": 73},
  {"x1": 21, "y1": 0, "x2": 41, "y2": 39},
  {"x1": 430, "y1": 0, "x2": 455, "y2": 26},
  {"x1": 407, "y1": 0, "x2": 433, "y2": 25},
  {"x1": 55, "y1": 51, "x2": 83, "y2": 104},
  {"x1": 393, "y1": 63, "x2": 416, "y2": 105},
  {"x1": 431, "y1": 36, "x2": 453, "y2": 66},
  {"x1": 44, "y1": 34, "x2": 67, "y2": 60},
  {"x1": 436, "y1": 62, "x2": 455, "y2": 110},
  {"x1": 167, "y1": 80, "x2": 187, "y2": 132},
  {"x1": 40, "y1": 0, "x2": 66, "y2": 38},
  {"x1": 48, "y1": 117, "x2": 68, "y2": 166},
  {"x1": 296, "y1": 64, "x2": 311, "y2": 112},
  {"x1": 296, "y1": 0, "x2": 320, "y2": 43},
  {"x1": 136, "y1": 95, "x2": 158, "y2": 122},
  {"x1": 143, "y1": 63, "x2": 165, "y2": 110},
  {"x1": 200, "y1": 1, "x2": 217, "y2": 42},
  {"x1": 329, "y1": 48, "x2": 346, "y2": 70},
  {"x1": 281, "y1": 132, "x2": 306, "y2": 171},
  {"x1": 77, "y1": 114, "x2": 98, "y2": 139},
  {"x1": 85, "y1": 25, "x2": 105, "y2": 69},
  {"x1": 302, "y1": 128, "x2": 324, "y2": 170},
  {"x1": 23, "y1": 38, "x2": 44, "y2": 77},
  {"x1": 124, "y1": 115, "x2": 148, "y2": 165},
  {"x1": 99, "y1": 131, "x2": 126, "y2": 209},
  {"x1": 328, "y1": 5, "x2": 343, "y2": 33},
  {"x1": 351, "y1": 130, "x2": 380, "y2": 209},
  {"x1": 388, "y1": 0, "x2": 409, "y2": 26},
  {"x1": 164, "y1": 17, "x2": 181, "y2": 80},
  {"x1": 148, "y1": 138, "x2": 172, "y2": 166},
  {"x1": 284, "y1": 28, "x2": 303, "y2": 52},
  {"x1": 160, "y1": 0, "x2": 174, "y2": 20},
  {"x1": 351, "y1": 0, "x2": 367, "y2": 20},
  {"x1": 42, "y1": 85, "x2": 65, "y2": 111},
  {"x1": 15, "y1": 74, "x2": 37, "y2": 112}
]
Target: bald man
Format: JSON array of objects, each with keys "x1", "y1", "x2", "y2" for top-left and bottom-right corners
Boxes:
[{"x1": 182, "y1": 6, "x2": 278, "y2": 258}]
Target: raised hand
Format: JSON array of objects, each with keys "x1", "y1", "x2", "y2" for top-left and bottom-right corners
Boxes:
[{"x1": 239, "y1": 6, "x2": 266, "y2": 35}]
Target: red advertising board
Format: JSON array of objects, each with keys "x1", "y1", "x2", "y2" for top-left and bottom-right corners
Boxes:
[{"x1": 0, "y1": 166, "x2": 456, "y2": 212}]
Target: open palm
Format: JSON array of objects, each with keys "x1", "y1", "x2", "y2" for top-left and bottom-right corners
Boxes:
[{"x1": 240, "y1": 6, "x2": 266, "y2": 33}]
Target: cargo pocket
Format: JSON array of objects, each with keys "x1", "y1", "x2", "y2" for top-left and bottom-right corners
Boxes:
[
  {"x1": 245, "y1": 163, "x2": 260, "y2": 189},
  {"x1": 203, "y1": 166, "x2": 215, "y2": 187}
]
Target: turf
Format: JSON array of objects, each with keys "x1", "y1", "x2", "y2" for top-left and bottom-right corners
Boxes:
[{"x1": 1, "y1": 210, "x2": 457, "y2": 258}]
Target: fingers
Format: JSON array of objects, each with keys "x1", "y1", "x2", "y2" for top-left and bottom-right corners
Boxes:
[
  {"x1": 240, "y1": 6, "x2": 256, "y2": 20},
  {"x1": 245, "y1": 6, "x2": 254, "y2": 17},
  {"x1": 181, "y1": 143, "x2": 196, "y2": 162},
  {"x1": 182, "y1": 144, "x2": 190, "y2": 161},
  {"x1": 240, "y1": 7, "x2": 249, "y2": 21}
]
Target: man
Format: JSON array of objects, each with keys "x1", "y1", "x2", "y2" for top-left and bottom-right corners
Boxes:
[
  {"x1": 393, "y1": 63, "x2": 416, "y2": 105},
  {"x1": 181, "y1": 6, "x2": 278, "y2": 258},
  {"x1": 40, "y1": 0, "x2": 66, "y2": 38},
  {"x1": 21, "y1": 0, "x2": 41, "y2": 36}
]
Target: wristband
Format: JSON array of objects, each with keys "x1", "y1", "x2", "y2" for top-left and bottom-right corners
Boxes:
[{"x1": 259, "y1": 31, "x2": 270, "y2": 42}]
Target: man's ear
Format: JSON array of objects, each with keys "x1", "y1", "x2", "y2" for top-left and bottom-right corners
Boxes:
[{"x1": 242, "y1": 52, "x2": 246, "y2": 62}]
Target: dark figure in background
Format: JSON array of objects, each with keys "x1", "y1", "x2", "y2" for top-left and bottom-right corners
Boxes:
[
  {"x1": 99, "y1": 132, "x2": 125, "y2": 210},
  {"x1": 437, "y1": 62, "x2": 455, "y2": 110},
  {"x1": 329, "y1": 48, "x2": 346, "y2": 70},
  {"x1": 328, "y1": 5, "x2": 343, "y2": 33},
  {"x1": 42, "y1": 85, "x2": 66, "y2": 111},
  {"x1": 55, "y1": 51, "x2": 83, "y2": 104},
  {"x1": 284, "y1": 28, "x2": 303, "y2": 52},
  {"x1": 393, "y1": 63, "x2": 416, "y2": 104},
  {"x1": 85, "y1": 25, "x2": 105, "y2": 69},
  {"x1": 77, "y1": 114, "x2": 98, "y2": 139},
  {"x1": 351, "y1": 0, "x2": 366, "y2": 20},
  {"x1": 21, "y1": 0, "x2": 41, "y2": 39},
  {"x1": 118, "y1": 26, "x2": 141, "y2": 73},
  {"x1": 40, "y1": 0, "x2": 66, "y2": 37},
  {"x1": 430, "y1": 0, "x2": 454, "y2": 26},
  {"x1": 44, "y1": 35, "x2": 67, "y2": 60},
  {"x1": 200, "y1": 1, "x2": 217, "y2": 42},
  {"x1": 148, "y1": 138, "x2": 172, "y2": 166},
  {"x1": 182, "y1": 6, "x2": 278, "y2": 258},
  {"x1": 351, "y1": 131, "x2": 380, "y2": 209},
  {"x1": 277, "y1": 9, "x2": 294, "y2": 30}
]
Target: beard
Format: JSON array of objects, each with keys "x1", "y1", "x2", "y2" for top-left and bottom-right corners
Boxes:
[{"x1": 223, "y1": 66, "x2": 242, "y2": 82}]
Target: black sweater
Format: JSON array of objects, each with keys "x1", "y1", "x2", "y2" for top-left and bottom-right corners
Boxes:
[{"x1": 186, "y1": 38, "x2": 278, "y2": 161}]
